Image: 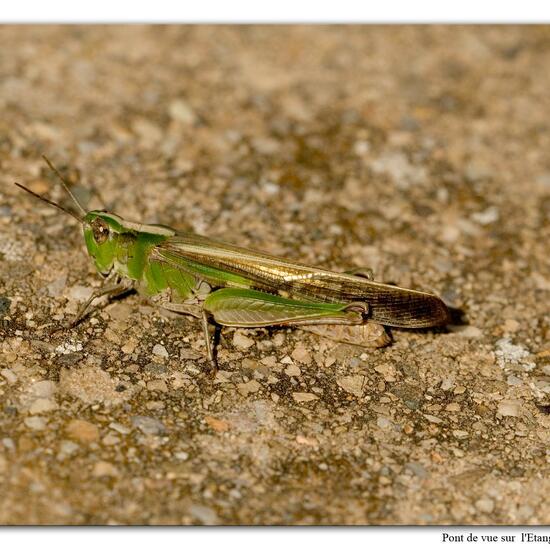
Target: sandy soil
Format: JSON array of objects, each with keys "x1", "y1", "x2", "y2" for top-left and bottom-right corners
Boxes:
[{"x1": 0, "y1": 25, "x2": 549, "y2": 525}]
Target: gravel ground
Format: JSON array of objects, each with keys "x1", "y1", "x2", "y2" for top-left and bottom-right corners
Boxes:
[{"x1": 0, "y1": 25, "x2": 549, "y2": 525}]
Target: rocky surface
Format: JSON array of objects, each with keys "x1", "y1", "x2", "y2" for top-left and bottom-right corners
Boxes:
[{"x1": 0, "y1": 25, "x2": 549, "y2": 525}]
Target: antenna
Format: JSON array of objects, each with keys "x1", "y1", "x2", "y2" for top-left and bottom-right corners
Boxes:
[
  {"x1": 42, "y1": 155, "x2": 87, "y2": 217},
  {"x1": 14, "y1": 182, "x2": 83, "y2": 223}
]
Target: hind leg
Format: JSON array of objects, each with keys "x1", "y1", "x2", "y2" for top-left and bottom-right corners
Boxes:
[{"x1": 203, "y1": 288, "x2": 368, "y2": 327}]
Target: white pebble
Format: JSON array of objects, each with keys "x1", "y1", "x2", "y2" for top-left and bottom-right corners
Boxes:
[
  {"x1": 284, "y1": 364, "x2": 301, "y2": 377},
  {"x1": 152, "y1": 344, "x2": 169, "y2": 358},
  {"x1": 109, "y1": 422, "x2": 132, "y2": 435},
  {"x1": 30, "y1": 380, "x2": 57, "y2": 398},
  {"x1": 232, "y1": 331, "x2": 254, "y2": 350},
  {"x1": 24, "y1": 416, "x2": 47, "y2": 431},
  {"x1": 59, "y1": 440, "x2": 79, "y2": 456},
  {"x1": 131, "y1": 415, "x2": 166, "y2": 435},
  {"x1": 337, "y1": 375, "x2": 366, "y2": 398},
  {"x1": 1, "y1": 369, "x2": 17, "y2": 384},
  {"x1": 292, "y1": 392, "x2": 318, "y2": 403},
  {"x1": 377, "y1": 416, "x2": 392, "y2": 429},
  {"x1": 169, "y1": 99, "x2": 196, "y2": 125},
  {"x1": 498, "y1": 400, "x2": 522, "y2": 417},
  {"x1": 471, "y1": 206, "x2": 499, "y2": 225},
  {"x1": 55, "y1": 341, "x2": 83, "y2": 355},
  {"x1": 29, "y1": 398, "x2": 57, "y2": 415},
  {"x1": 475, "y1": 498, "x2": 495, "y2": 513}
]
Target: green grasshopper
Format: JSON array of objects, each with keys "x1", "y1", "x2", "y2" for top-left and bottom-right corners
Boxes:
[{"x1": 15, "y1": 157, "x2": 450, "y2": 369}]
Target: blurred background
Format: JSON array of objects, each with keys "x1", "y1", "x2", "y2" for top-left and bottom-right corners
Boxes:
[{"x1": 0, "y1": 26, "x2": 548, "y2": 525}]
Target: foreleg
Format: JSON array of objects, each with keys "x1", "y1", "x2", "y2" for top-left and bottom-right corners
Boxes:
[{"x1": 68, "y1": 276, "x2": 133, "y2": 327}]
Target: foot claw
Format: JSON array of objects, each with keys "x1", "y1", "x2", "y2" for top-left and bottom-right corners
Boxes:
[{"x1": 207, "y1": 360, "x2": 218, "y2": 379}]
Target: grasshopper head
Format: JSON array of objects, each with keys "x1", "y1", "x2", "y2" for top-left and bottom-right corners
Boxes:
[
  {"x1": 16, "y1": 157, "x2": 175, "y2": 279},
  {"x1": 83, "y1": 211, "x2": 126, "y2": 275},
  {"x1": 83, "y1": 211, "x2": 174, "y2": 277}
]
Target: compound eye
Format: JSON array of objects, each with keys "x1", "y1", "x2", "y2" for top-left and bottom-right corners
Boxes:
[{"x1": 91, "y1": 218, "x2": 110, "y2": 245}]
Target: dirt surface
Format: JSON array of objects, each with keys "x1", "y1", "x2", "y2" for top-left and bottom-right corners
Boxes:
[{"x1": 0, "y1": 25, "x2": 549, "y2": 525}]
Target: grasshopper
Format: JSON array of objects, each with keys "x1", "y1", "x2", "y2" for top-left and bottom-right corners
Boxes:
[{"x1": 15, "y1": 157, "x2": 450, "y2": 370}]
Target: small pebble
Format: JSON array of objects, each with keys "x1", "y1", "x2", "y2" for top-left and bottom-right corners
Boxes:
[
  {"x1": 109, "y1": 422, "x2": 132, "y2": 435},
  {"x1": 337, "y1": 375, "x2": 366, "y2": 397},
  {"x1": 260, "y1": 356, "x2": 277, "y2": 368},
  {"x1": 67, "y1": 285, "x2": 93, "y2": 302},
  {"x1": 296, "y1": 435, "x2": 318, "y2": 446},
  {"x1": 475, "y1": 498, "x2": 495, "y2": 513},
  {"x1": 498, "y1": 400, "x2": 522, "y2": 417},
  {"x1": 144, "y1": 362, "x2": 168, "y2": 375},
  {"x1": 272, "y1": 333, "x2": 285, "y2": 347},
  {"x1": 189, "y1": 503, "x2": 219, "y2": 525},
  {"x1": 284, "y1": 364, "x2": 301, "y2": 377},
  {"x1": 29, "y1": 398, "x2": 57, "y2": 415},
  {"x1": 507, "y1": 375, "x2": 522, "y2": 386},
  {"x1": 374, "y1": 363, "x2": 396, "y2": 382},
  {"x1": 503, "y1": 319, "x2": 520, "y2": 333},
  {"x1": 146, "y1": 400, "x2": 165, "y2": 410},
  {"x1": 232, "y1": 331, "x2": 255, "y2": 350},
  {"x1": 30, "y1": 380, "x2": 56, "y2": 398},
  {"x1": 204, "y1": 416, "x2": 231, "y2": 432},
  {"x1": 1, "y1": 438, "x2": 15, "y2": 451},
  {"x1": 93, "y1": 461, "x2": 119, "y2": 478},
  {"x1": 59, "y1": 440, "x2": 79, "y2": 457},
  {"x1": 1, "y1": 369, "x2": 17, "y2": 384},
  {"x1": 152, "y1": 344, "x2": 169, "y2": 358},
  {"x1": 147, "y1": 379, "x2": 168, "y2": 392},
  {"x1": 405, "y1": 462, "x2": 428, "y2": 478},
  {"x1": 24, "y1": 416, "x2": 47, "y2": 431},
  {"x1": 55, "y1": 341, "x2": 83, "y2": 355},
  {"x1": 377, "y1": 416, "x2": 392, "y2": 429},
  {"x1": 471, "y1": 206, "x2": 499, "y2": 225},
  {"x1": 102, "y1": 433, "x2": 120, "y2": 446},
  {"x1": 292, "y1": 392, "x2": 318, "y2": 403},
  {"x1": 291, "y1": 344, "x2": 311, "y2": 364},
  {"x1": 121, "y1": 340, "x2": 137, "y2": 354},
  {"x1": 448, "y1": 326, "x2": 483, "y2": 338},
  {"x1": 131, "y1": 415, "x2": 166, "y2": 435},
  {"x1": 66, "y1": 419, "x2": 100, "y2": 443},
  {"x1": 237, "y1": 380, "x2": 261, "y2": 396},
  {"x1": 169, "y1": 99, "x2": 196, "y2": 125},
  {"x1": 47, "y1": 275, "x2": 67, "y2": 298},
  {"x1": 242, "y1": 358, "x2": 261, "y2": 371}
]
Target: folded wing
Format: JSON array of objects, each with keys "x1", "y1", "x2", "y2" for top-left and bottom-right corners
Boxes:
[{"x1": 153, "y1": 233, "x2": 450, "y2": 328}]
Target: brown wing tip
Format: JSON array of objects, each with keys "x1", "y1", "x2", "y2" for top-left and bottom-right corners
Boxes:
[
  {"x1": 429, "y1": 294, "x2": 452, "y2": 327},
  {"x1": 372, "y1": 288, "x2": 452, "y2": 328},
  {"x1": 407, "y1": 292, "x2": 451, "y2": 328}
]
